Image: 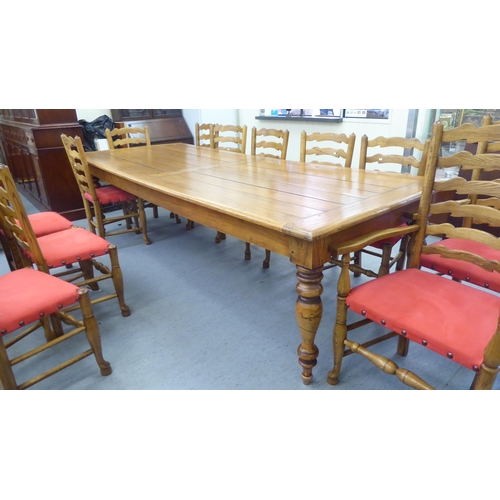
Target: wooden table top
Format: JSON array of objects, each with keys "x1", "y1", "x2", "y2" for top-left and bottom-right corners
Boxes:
[{"x1": 87, "y1": 143, "x2": 424, "y2": 269}]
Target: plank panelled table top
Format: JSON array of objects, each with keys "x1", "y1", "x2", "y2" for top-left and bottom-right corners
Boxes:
[{"x1": 87, "y1": 143, "x2": 424, "y2": 384}]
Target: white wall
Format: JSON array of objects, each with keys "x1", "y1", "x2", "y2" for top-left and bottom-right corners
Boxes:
[{"x1": 76, "y1": 109, "x2": 112, "y2": 121}]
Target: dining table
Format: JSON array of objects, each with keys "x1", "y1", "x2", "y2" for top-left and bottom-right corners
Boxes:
[{"x1": 86, "y1": 143, "x2": 424, "y2": 384}]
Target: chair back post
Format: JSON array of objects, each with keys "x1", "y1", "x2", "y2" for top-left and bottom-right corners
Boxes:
[{"x1": 358, "y1": 135, "x2": 368, "y2": 169}]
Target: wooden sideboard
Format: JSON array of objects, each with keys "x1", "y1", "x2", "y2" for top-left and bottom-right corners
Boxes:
[
  {"x1": 111, "y1": 109, "x2": 193, "y2": 145},
  {"x1": 0, "y1": 109, "x2": 85, "y2": 220}
]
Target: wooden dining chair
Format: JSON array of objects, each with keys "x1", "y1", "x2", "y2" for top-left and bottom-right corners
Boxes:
[
  {"x1": 328, "y1": 120, "x2": 500, "y2": 390},
  {"x1": 105, "y1": 125, "x2": 173, "y2": 223},
  {"x1": 61, "y1": 134, "x2": 151, "y2": 245},
  {"x1": 195, "y1": 122, "x2": 213, "y2": 148},
  {"x1": 299, "y1": 131, "x2": 356, "y2": 167},
  {"x1": 212, "y1": 124, "x2": 247, "y2": 154},
  {"x1": 420, "y1": 114, "x2": 500, "y2": 291},
  {"x1": 250, "y1": 126, "x2": 289, "y2": 159},
  {"x1": 330, "y1": 133, "x2": 429, "y2": 278},
  {"x1": 0, "y1": 267, "x2": 111, "y2": 390},
  {"x1": 244, "y1": 127, "x2": 290, "y2": 267},
  {"x1": 211, "y1": 124, "x2": 248, "y2": 244},
  {"x1": 0, "y1": 164, "x2": 131, "y2": 318}
]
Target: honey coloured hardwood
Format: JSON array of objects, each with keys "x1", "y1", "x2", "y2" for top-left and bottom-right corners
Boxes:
[{"x1": 86, "y1": 143, "x2": 423, "y2": 384}]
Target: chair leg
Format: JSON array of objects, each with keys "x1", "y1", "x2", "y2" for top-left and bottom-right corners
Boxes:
[
  {"x1": 108, "y1": 245, "x2": 131, "y2": 317},
  {"x1": 153, "y1": 205, "x2": 159, "y2": 218},
  {"x1": 263, "y1": 249, "x2": 271, "y2": 268},
  {"x1": 245, "y1": 242, "x2": 251, "y2": 260},
  {"x1": 395, "y1": 234, "x2": 410, "y2": 272},
  {"x1": 78, "y1": 288, "x2": 112, "y2": 376},
  {"x1": 79, "y1": 260, "x2": 99, "y2": 291},
  {"x1": 170, "y1": 212, "x2": 181, "y2": 223},
  {"x1": 122, "y1": 201, "x2": 133, "y2": 230},
  {"x1": 353, "y1": 251, "x2": 361, "y2": 277},
  {"x1": 397, "y1": 337, "x2": 410, "y2": 356},
  {"x1": 470, "y1": 328, "x2": 500, "y2": 389},
  {"x1": 378, "y1": 244, "x2": 392, "y2": 277},
  {"x1": 137, "y1": 198, "x2": 151, "y2": 245},
  {"x1": 327, "y1": 254, "x2": 351, "y2": 385},
  {"x1": 215, "y1": 231, "x2": 226, "y2": 243},
  {"x1": 0, "y1": 337, "x2": 17, "y2": 390},
  {"x1": 186, "y1": 220, "x2": 195, "y2": 230}
]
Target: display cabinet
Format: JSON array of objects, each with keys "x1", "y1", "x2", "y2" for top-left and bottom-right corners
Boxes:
[
  {"x1": 111, "y1": 109, "x2": 193, "y2": 145},
  {"x1": 0, "y1": 109, "x2": 85, "y2": 220}
]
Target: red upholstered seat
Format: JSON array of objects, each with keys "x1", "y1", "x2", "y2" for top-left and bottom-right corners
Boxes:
[
  {"x1": 346, "y1": 268, "x2": 500, "y2": 371},
  {"x1": 0, "y1": 268, "x2": 80, "y2": 335},
  {"x1": 84, "y1": 185, "x2": 137, "y2": 205},
  {"x1": 27, "y1": 212, "x2": 73, "y2": 237},
  {"x1": 420, "y1": 238, "x2": 500, "y2": 293},
  {"x1": 26, "y1": 227, "x2": 111, "y2": 268}
]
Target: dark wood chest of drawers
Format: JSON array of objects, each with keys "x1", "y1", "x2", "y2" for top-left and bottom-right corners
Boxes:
[{"x1": 0, "y1": 109, "x2": 85, "y2": 220}]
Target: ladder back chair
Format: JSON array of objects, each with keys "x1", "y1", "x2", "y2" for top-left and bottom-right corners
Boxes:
[
  {"x1": 299, "y1": 131, "x2": 356, "y2": 167},
  {"x1": 0, "y1": 267, "x2": 111, "y2": 390},
  {"x1": 212, "y1": 124, "x2": 247, "y2": 154},
  {"x1": 340, "y1": 134, "x2": 430, "y2": 278},
  {"x1": 328, "y1": 120, "x2": 500, "y2": 390},
  {"x1": 0, "y1": 164, "x2": 131, "y2": 318},
  {"x1": 106, "y1": 124, "x2": 172, "y2": 221},
  {"x1": 250, "y1": 127, "x2": 289, "y2": 159},
  {"x1": 211, "y1": 124, "x2": 248, "y2": 244},
  {"x1": 62, "y1": 134, "x2": 151, "y2": 245},
  {"x1": 195, "y1": 122, "x2": 213, "y2": 148},
  {"x1": 420, "y1": 114, "x2": 500, "y2": 291},
  {"x1": 245, "y1": 127, "x2": 290, "y2": 267}
]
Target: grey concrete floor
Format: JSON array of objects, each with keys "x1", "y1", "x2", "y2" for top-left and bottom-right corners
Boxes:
[{"x1": 1, "y1": 195, "x2": 496, "y2": 391}]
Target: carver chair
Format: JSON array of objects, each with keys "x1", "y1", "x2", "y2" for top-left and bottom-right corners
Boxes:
[
  {"x1": 330, "y1": 134, "x2": 429, "y2": 278},
  {"x1": 328, "y1": 120, "x2": 500, "y2": 390},
  {"x1": 212, "y1": 124, "x2": 248, "y2": 244},
  {"x1": 0, "y1": 267, "x2": 111, "y2": 390},
  {"x1": 0, "y1": 164, "x2": 131, "y2": 318},
  {"x1": 420, "y1": 114, "x2": 500, "y2": 291},
  {"x1": 61, "y1": 134, "x2": 151, "y2": 245},
  {"x1": 245, "y1": 127, "x2": 290, "y2": 267}
]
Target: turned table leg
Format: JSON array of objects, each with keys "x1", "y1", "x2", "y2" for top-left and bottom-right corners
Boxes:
[{"x1": 295, "y1": 265, "x2": 323, "y2": 385}]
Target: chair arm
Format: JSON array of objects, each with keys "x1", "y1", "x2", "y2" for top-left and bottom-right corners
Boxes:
[{"x1": 331, "y1": 224, "x2": 420, "y2": 256}]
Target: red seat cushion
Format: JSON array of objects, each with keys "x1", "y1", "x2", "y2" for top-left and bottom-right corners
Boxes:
[
  {"x1": 84, "y1": 185, "x2": 137, "y2": 205},
  {"x1": 28, "y1": 227, "x2": 111, "y2": 268},
  {"x1": 0, "y1": 268, "x2": 80, "y2": 335},
  {"x1": 345, "y1": 268, "x2": 500, "y2": 370},
  {"x1": 27, "y1": 212, "x2": 73, "y2": 237},
  {"x1": 420, "y1": 238, "x2": 500, "y2": 292}
]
